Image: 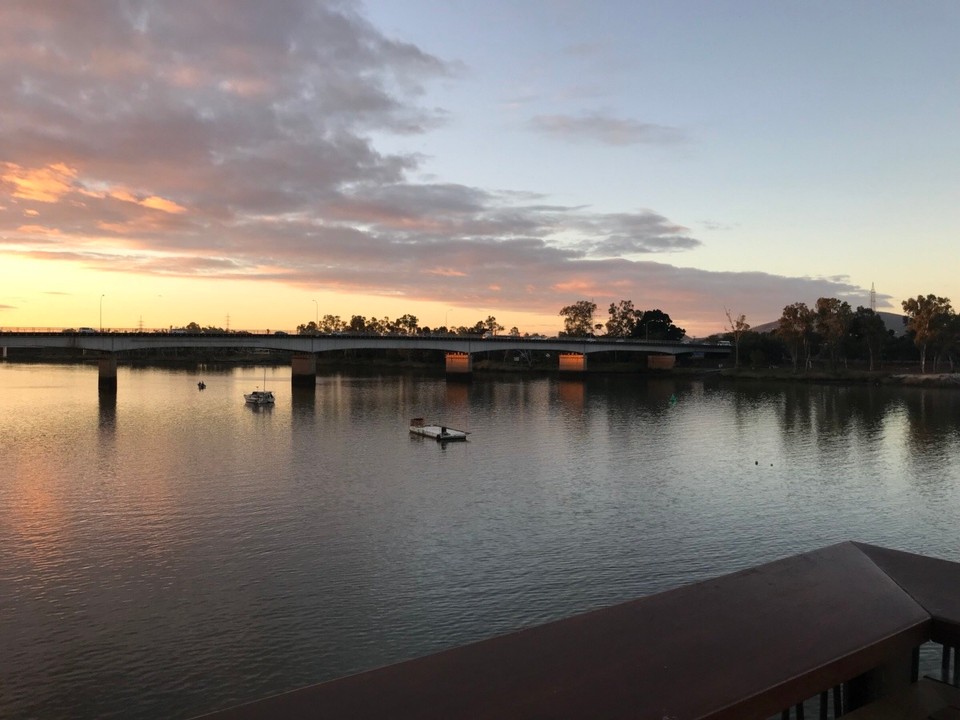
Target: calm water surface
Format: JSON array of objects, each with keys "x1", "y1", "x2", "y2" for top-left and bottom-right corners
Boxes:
[{"x1": 2, "y1": 363, "x2": 960, "y2": 718}]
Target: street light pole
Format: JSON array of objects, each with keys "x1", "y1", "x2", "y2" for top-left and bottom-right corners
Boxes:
[
  {"x1": 100, "y1": 294, "x2": 105, "y2": 332},
  {"x1": 313, "y1": 299, "x2": 319, "y2": 326}
]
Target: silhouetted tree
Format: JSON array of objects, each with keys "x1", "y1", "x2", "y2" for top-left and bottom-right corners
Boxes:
[
  {"x1": 605, "y1": 300, "x2": 637, "y2": 337},
  {"x1": 814, "y1": 297, "x2": 852, "y2": 371},
  {"x1": 348, "y1": 315, "x2": 367, "y2": 333},
  {"x1": 738, "y1": 331, "x2": 789, "y2": 368},
  {"x1": 778, "y1": 302, "x2": 814, "y2": 372},
  {"x1": 632, "y1": 309, "x2": 684, "y2": 342},
  {"x1": 847, "y1": 307, "x2": 888, "y2": 371},
  {"x1": 318, "y1": 314, "x2": 347, "y2": 333},
  {"x1": 724, "y1": 308, "x2": 750, "y2": 369},
  {"x1": 393, "y1": 314, "x2": 419, "y2": 335},
  {"x1": 483, "y1": 316, "x2": 504, "y2": 335},
  {"x1": 943, "y1": 315, "x2": 960, "y2": 371},
  {"x1": 559, "y1": 300, "x2": 598, "y2": 336}
]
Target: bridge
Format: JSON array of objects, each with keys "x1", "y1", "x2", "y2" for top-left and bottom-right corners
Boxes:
[{"x1": 0, "y1": 331, "x2": 729, "y2": 393}]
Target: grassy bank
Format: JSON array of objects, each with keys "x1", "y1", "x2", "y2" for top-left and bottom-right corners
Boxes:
[{"x1": 720, "y1": 367, "x2": 960, "y2": 388}]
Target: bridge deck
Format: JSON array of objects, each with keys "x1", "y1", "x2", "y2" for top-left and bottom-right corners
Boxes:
[{"x1": 0, "y1": 331, "x2": 727, "y2": 356}]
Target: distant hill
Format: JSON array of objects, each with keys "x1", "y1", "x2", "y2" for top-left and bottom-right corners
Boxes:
[{"x1": 749, "y1": 311, "x2": 906, "y2": 337}]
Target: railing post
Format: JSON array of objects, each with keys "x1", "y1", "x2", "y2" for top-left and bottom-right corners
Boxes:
[{"x1": 843, "y1": 649, "x2": 914, "y2": 713}]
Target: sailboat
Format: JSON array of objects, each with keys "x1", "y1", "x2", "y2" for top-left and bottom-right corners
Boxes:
[{"x1": 244, "y1": 369, "x2": 275, "y2": 405}]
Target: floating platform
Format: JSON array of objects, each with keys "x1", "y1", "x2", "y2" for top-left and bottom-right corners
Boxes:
[{"x1": 409, "y1": 418, "x2": 469, "y2": 441}]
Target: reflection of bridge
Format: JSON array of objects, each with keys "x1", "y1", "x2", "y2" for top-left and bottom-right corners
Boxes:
[{"x1": 0, "y1": 331, "x2": 729, "y2": 392}]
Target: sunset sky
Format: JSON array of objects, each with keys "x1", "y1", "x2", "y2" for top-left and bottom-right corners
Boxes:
[{"x1": 2, "y1": 1, "x2": 958, "y2": 336}]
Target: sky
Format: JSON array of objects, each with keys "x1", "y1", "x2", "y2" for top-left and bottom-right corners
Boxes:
[{"x1": 2, "y1": 1, "x2": 958, "y2": 337}]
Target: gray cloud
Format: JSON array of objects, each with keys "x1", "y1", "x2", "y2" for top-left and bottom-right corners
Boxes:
[
  {"x1": 529, "y1": 113, "x2": 687, "y2": 146},
  {"x1": 572, "y1": 212, "x2": 701, "y2": 255},
  {"x1": 0, "y1": 1, "x2": 874, "y2": 333}
]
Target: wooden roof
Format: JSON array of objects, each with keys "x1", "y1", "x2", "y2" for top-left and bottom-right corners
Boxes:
[{"x1": 197, "y1": 542, "x2": 960, "y2": 720}]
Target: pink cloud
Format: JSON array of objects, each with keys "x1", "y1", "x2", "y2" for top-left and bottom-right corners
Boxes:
[{"x1": 0, "y1": 0, "x2": 879, "y2": 335}]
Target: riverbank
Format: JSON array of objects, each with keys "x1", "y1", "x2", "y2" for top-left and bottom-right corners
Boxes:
[
  {"x1": 6, "y1": 352, "x2": 959, "y2": 386},
  {"x1": 720, "y1": 367, "x2": 960, "y2": 388}
]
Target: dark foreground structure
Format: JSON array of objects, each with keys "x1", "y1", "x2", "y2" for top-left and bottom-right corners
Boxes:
[{"x1": 197, "y1": 542, "x2": 960, "y2": 719}]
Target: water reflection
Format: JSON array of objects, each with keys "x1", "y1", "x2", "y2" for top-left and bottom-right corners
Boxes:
[
  {"x1": 98, "y1": 392, "x2": 116, "y2": 436},
  {"x1": 290, "y1": 384, "x2": 317, "y2": 420},
  {"x1": 3, "y1": 364, "x2": 960, "y2": 719},
  {"x1": 902, "y1": 388, "x2": 960, "y2": 450},
  {"x1": 444, "y1": 380, "x2": 469, "y2": 409},
  {"x1": 557, "y1": 379, "x2": 584, "y2": 410}
]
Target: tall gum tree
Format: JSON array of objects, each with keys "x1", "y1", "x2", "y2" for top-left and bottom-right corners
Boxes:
[
  {"x1": 724, "y1": 308, "x2": 750, "y2": 369},
  {"x1": 847, "y1": 307, "x2": 887, "y2": 372},
  {"x1": 778, "y1": 302, "x2": 814, "y2": 372},
  {"x1": 902, "y1": 294, "x2": 953, "y2": 373},
  {"x1": 605, "y1": 300, "x2": 637, "y2": 337},
  {"x1": 814, "y1": 297, "x2": 852, "y2": 371},
  {"x1": 559, "y1": 300, "x2": 598, "y2": 337}
]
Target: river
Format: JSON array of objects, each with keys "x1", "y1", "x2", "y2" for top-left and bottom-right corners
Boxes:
[{"x1": 2, "y1": 363, "x2": 959, "y2": 718}]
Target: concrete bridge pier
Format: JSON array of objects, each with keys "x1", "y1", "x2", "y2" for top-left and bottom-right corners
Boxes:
[
  {"x1": 291, "y1": 353, "x2": 317, "y2": 387},
  {"x1": 445, "y1": 352, "x2": 472, "y2": 379},
  {"x1": 558, "y1": 352, "x2": 587, "y2": 376},
  {"x1": 647, "y1": 355, "x2": 676, "y2": 370},
  {"x1": 98, "y1": 354, "x2": 118, "y2": 394}
]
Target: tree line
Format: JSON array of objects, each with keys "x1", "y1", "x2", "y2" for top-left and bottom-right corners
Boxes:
[
  {"x1": 558, "y1": 300, "x2": 686, "y2": 340},
  {"x1": 176, "y1": 315, "x2": 515, "y2": 337},
  {"x1": 295, "y1": 314, "x2": 516, "y2": 337},
  {"x1": 555, "y1": 294, "x2": 959, "y2": 374},
  {"x1": 728, "y1": 294, "x2": 957, "y2": 374},
  {"x1": 179, "y1": 290, "x2": 957, "y2": 373}
]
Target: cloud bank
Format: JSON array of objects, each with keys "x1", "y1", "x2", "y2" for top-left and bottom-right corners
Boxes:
[{"x1": 0, "y1": 0, "x2": 871, "y2": 331}]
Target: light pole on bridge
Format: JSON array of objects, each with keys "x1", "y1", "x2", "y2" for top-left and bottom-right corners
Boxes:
[
  {"x1": 100, "y1": 294, "x2": 105, "y2": 332},
  {"x1": 313, "y1": 299, "x2": 319, "y2": 327}
]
